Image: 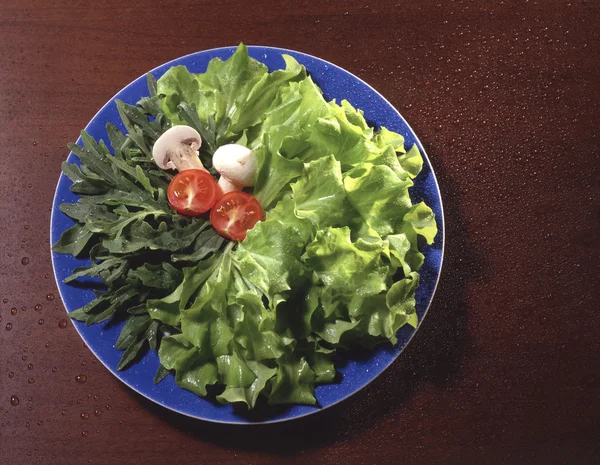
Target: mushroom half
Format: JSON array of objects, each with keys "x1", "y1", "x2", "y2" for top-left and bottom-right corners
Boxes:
[{"x1": 152, "y1": 126, "x2": 207, "y2": 172}]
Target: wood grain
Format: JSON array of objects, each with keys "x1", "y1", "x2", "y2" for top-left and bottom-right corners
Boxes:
[{"x1": 1, "y1": 1, "x2": 599, "y2": 464}]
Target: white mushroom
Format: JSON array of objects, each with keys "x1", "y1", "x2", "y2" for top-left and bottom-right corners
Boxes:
[
  {"x1": 212, "y1": 144, "x2": 257, "y2": 194},
  {"x1": 152, "y1": 126, "x2": 207, "y2": 172}
]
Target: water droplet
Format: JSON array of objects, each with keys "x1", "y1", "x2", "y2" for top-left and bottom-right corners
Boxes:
[
  {"x1": 105, "y1": 405, "x2": 112, "y2": 411},
  {"x1": 45, "y1": 342, "x2": 51, "y2": 348},
  {"x1": 34, "y1": 304, "x2": 42, "y2": 311},
  {"x1": 5, "y1": 322, "x2": 12, "y2": 331},
  {"x1": 21, "y1": 257, "x2": 29, "y2": 265},
  {"x1": 37, "y1": 319, "x2": 44, "y2": 325},
  {"x1": 23, "y1": 347, "x2": 28, "y2": 352},
  {"x1": 58, "y1": 319, "x2": 67, "y2": 329},
  {"x1": 28, "y1": 378, "x2": 34, "y2": 384},
  {"x1": 10, "y1": 396, "x2": 19, "y2": 406},
  {"x1": 80, "y1": 412, "x2": 89, "y2": 420},
  {"x1": 93, "y1": 395, "x2": 99, "y2": 401},
  {"x1": 46, "y1": 293, "x2": 55, "y2": 301},
  {"x1": 24, "y1": 225, "x2": 30, "y2": 230},
  {"x1": 2, "y1": 298, "x2": 8, "y2": 304},
  {"x1": 62, "y1": 409, "x2": 67, "y2": 416},
  {"x1": 27, "y1": 364, "x2": 33, "y2": 370},
  {"x1": 77, "y1": 399, "x2": 83, "y2": 404},
  {"x1": 22, "y1": 355, "x2": 27, "y2": 361},
  {"x1": 21, "y1": 306, "x2": 27, "y2": 312},
  {"x1": 81, "y1": 361, "x2": 87, "y2": 366},
  {"x1": 94, "y1": 409, "x2": 102, "y2": 417},
  {"x1": 37, "y1": 421, "x2": 43, "y2": 426},
  {"x1": 44, "y1": 273, "x2": 50, "y2": 279},
  {"x1": 75, "y1": 374, "x2": 87, "y2": 384},
  {"x1": 33, "y1": 141, "x2": 38, "y2": 146},
  {"x1": 25, "y1": 422, "x2": 30, "y2": 427},
  {"x1": 81, "y1": 430, "x2": 88, "y2": 437},
  {"x1": 8, "y1": 372, "x2": 14, "y2": 378}
]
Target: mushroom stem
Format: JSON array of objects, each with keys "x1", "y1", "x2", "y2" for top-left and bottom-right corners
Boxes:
[
  {"x1": 168, "y1": 143, "x2": 207, "y2": 172},
  {"x1": 218, "y1": 176, "x2": 241, "y2": 194}
]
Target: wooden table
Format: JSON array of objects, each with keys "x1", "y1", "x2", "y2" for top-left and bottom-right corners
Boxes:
[{"x1": 1, "y1": 1, "x2": 599, "y2": 463}]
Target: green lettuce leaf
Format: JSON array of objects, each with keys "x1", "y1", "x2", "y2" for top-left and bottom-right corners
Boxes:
[
  {"x1": 180, "y1": 251, "x2": 234, "y2": 358},
  {"x1": 302, "y1": 227, "x2": 390, "y2": 341},
  {"x1": 291, "y1": 155, "x2": 350, "y2": 229},
  {"x1": 216, "y1": 360, "x2": 277, "y2": 408},
  {"x1": 404, "y1": 201, "x2": 438, "y2": 245},
  {"x1": 344, "y1": 163, "x2": 414, "y2": 237},
  {"x1": 232, "y1": 197, "x2": 312, "y2": 303},
  {"x1": 268, "y1": 354, "x2": 317, "y2": 405},
  {"x1": 157, "y1": 43, "x2": 306, "y2": 146}
]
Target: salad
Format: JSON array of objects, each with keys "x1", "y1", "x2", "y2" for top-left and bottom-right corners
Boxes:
[{"x1": 53, "y1": 44, "x2": 437, "y2": 409}]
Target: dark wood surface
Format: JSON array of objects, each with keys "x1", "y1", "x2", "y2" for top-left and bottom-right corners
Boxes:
[{"x1": 1, "y1": 1, "x2": 599, "y2": 464}]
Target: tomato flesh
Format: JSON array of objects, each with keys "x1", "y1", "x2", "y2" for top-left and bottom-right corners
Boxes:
[
  {"x1": 210, "y1": 191, "x2": 263, "y2": 241},
  {"x1": 167, "y1": 170, "x2": 218, "y2": 216}
]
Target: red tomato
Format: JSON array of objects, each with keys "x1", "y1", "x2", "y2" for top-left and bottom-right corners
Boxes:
[
  {"x1": 167, "y1": 170, "x2": 218, "y2": 216},
  {"x1": 210, "y1": 191, "x2": 263, "y2": 241}
]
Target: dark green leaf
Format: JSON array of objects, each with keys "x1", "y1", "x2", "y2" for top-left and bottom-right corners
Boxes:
[
  {"x1": 52, "y1": 224, "x2": 94, "y2": 256},
  {"x1": 147, "y1": 73, "x2": 158, "y2": 97},
  {"x1": 150, "y1": 219, "x2": 209, "y2": 252},
  {"x1": 154, "y1": 364, "x2": 170, "y2": 384},
  {"x1": 61, "y1": 161, "x2": 111, "y2": 195},
  {"x1": 117, "y1": 338, "x2": 146, "y2": 371},
  {"x1": 68, "y1": 308, "x2": 88, "y2": 321},
  {"x1": 146, "y1": 320, "x2": 160, "y2": 351},
  {"x1": 171, "y1": 227, "x2": 224, "y2": 262},
  {"x1": 127, "y1": 303, "x2": 149, "y2": 315},
  {"x1": 64, "y1": 257, "x2": 123, "y2": 283},
  {"x1": 106, "y1": 123, "x2": 128, "y2": 154},
  {"x1": 59, "y1": 202, "x2": 117, "y2": 223},
  {"x1": 128, "y1": 263, "x2": 183, "y2": 289},
  {"x1": 115, "y1": 315, "x2": 151, "y2": 350}
]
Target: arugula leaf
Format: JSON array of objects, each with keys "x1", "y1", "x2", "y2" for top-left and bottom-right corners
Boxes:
[
  {"x1": 53, "y1": 224, "x2": 94, "y2": 256},
  {"x1": 154, "y1": 364, "x2": 170, "y2": 384}
]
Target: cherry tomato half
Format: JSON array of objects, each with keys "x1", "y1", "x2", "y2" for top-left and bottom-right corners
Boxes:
[
  {"x1": 167, "y1": 170, "x2": 218, "y2": 216},
  {"x1": 210, "y1": 191, "x2": 263, "y2": 241}
]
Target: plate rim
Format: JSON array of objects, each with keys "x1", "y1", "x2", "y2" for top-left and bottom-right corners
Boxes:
[{"x1": 50, "y1": 45, "x2": 445, "y2": 425}]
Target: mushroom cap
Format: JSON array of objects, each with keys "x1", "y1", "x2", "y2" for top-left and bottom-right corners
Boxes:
[
  {"x1": 212, "y1": 144, "x2": 257, "y2": 187},
  {"x1": 152, "y1": 125, "x2": 202, "y2": 170}
]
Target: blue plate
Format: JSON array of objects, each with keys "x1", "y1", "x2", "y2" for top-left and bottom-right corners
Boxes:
[{"x1": 50, "y1": 46, "x2": 445, "y2": 424}]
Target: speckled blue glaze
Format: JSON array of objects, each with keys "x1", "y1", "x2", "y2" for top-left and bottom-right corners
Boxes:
[{"x1": 50, "y1": 46, "x2": 445, "y2": 424}]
